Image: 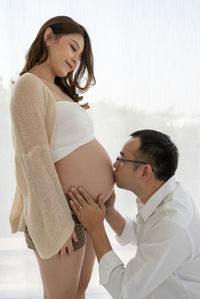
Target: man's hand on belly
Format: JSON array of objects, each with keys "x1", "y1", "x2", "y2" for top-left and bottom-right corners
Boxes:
[
  {"x1": 68, "y1": 187, "x2": 113, "y2": 262},
  {"x1": 68, "y1": 187, "x2": 105, "y2": 232}
]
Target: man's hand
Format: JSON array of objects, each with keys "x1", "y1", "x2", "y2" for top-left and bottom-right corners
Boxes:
[
  {"x1": 68, "y1": 187, "x2": 106, "y2": 233},
  {"x1": 105, "y1": 190, "x2": 126, "y2": 236},
  {"x1": 68, "y1": 187, "x2": 113, "y2": 262},
  {"x1": 105, "y1": 190, "x2": 116, "y2": 218}
]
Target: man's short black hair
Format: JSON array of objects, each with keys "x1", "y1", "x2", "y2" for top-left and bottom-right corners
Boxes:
[{"x1": 130, "y1": 129, "x2": 179, "y2": 181}]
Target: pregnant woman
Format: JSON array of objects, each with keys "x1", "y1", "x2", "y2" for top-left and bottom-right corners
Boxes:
[{"x1": 9, "y1": 16, "x2": 114, "y2": 299}]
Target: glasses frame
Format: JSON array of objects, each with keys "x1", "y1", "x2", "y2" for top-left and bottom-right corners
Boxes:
[{"x1": 116, "y1": 157, "x2": 154, "y2": 171}]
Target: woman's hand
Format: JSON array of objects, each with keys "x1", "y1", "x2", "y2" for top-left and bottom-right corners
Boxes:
[
  {"x1": 60, "y1": 230, "x2": 78, "y2": 258},
  {"x1": 68, "y1": 187, "x2": 106, "y2": 233}
]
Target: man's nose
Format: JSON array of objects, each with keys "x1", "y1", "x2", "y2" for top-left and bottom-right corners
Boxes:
[{"x1": 113, "y1": 159, "x2": 119, "y2": 170}]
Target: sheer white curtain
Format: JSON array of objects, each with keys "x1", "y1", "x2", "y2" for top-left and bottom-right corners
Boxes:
[{"x1": 0, "y1": 0, "x2": 200, "y2": 298}]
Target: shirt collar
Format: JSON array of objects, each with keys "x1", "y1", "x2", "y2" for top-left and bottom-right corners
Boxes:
[{"x1": 136, "y1": 176, "x2": 177, "y2": 221}]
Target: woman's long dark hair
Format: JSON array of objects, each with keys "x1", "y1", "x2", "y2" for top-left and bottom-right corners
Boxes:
[{"x1": 20, "y1": 16, "x2": 96, "y2": 109}]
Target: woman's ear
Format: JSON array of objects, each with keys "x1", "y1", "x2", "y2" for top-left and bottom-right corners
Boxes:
[{"x1": 43, "y1": 27, "x2": 54, "y2": 47}]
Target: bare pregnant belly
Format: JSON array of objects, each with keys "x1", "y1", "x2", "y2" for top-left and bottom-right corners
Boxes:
[{"x1": 55, "y1": 139, "x2": 115, "y2": 201}]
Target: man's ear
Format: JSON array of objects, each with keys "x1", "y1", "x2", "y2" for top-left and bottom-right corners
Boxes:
[
  {"x1": 140, "y1": 164, "x2": 153, "y2": 182},
  {"x1": 43, "y1": 27, "x2": 54, "y2": 47}
]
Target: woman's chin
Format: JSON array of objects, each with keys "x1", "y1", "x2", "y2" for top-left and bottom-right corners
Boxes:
[{"x1": 56, "y1": 70, "x2": 69, "y2": 78}]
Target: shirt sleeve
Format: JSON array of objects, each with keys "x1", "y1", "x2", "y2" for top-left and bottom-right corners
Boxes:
[
  {"x1": 99, "y1": 221, "x2": 192, "y2": 299},
  {"x1": 10, "y1": 74, "x2": 74, "y2": 259},
  {"x1": 115, "y1": 217, "x2": 137, "y2": 246}
]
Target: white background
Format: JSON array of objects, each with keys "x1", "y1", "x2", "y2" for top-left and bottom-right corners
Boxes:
[{"x1": 0, "y1": 0, "x2": 200, "y2": 298}]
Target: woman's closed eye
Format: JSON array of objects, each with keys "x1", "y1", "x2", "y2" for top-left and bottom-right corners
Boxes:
[{"x1": 71, "y1": 45, "x2": 77, "y2": 52}]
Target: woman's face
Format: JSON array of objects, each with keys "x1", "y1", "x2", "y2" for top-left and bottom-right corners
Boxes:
[{"x1": 47, "y1": 33, "x2": 84, "y2": 78}]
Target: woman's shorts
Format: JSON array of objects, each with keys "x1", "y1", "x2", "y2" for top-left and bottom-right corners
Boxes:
[{"x1": 24, "y1": 194, "x2": 86, "y2": 254}]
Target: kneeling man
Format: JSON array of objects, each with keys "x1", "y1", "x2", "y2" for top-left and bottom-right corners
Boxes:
[{"x1": 68, "y1": 129, "x2": 200, "y2": 299}]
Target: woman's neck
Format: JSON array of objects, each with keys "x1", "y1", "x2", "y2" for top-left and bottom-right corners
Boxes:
[{"x1": 30, "y1": 63, "x2": 55, "y2": 84}]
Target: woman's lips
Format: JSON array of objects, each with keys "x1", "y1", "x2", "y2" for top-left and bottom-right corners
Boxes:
[{"x1": 65, "y1": 61, "x2": 73, "y2": 70}]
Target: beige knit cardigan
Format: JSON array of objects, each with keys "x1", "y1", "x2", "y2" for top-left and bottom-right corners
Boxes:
[{"x1": 9, "y1": 73, "x2": 74, "y2": 259}]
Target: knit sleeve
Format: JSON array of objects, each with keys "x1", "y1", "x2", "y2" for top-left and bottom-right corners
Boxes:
[{"x1": 10, "y1": 74, "x2": 74, "y2": 259}]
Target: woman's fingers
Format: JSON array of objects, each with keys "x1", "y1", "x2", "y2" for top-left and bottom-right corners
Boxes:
[
  {"x1": 67, "y1": 239, "x2": 74, "y2": 256},
  {"x1": 60, "y1": 244, "x2": 67, "y2": 259},
  {"x1": 72, "y1": 230, "x2": 78, "y2": 243},
  {"x1": 59, "y1": 230, "x2": 77, "y2": 258}
]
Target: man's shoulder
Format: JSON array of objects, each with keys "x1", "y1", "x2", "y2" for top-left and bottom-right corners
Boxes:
[{"x1": 156, "y1": 184, "x2": 194, "y2": 228}]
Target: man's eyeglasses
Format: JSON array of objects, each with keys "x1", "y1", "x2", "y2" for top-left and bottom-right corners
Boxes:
[
  {"x1": 116, "y1": 157, "x2": 154, "y2": 171},
  {"x1": 116, "y1": 157, "x2": 147, "y2": 165}
]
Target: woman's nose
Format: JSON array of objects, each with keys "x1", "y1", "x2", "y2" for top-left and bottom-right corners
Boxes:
[
  {"x1": 72, "y1": 53, "x2": 79, "y2": 64},
  {"x1": 72, "y1": 57, "x2": 77, "y2": 65}
]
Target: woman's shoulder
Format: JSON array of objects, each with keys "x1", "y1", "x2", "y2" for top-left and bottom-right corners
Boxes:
[
  {"x1": 11, "y1": 73, "x2": 49, "y2": 103},
  {"x1": 10, "y1": 73, "x2": 49, "y2": 109},
  {"x1": 14, "y1": 73, "x2": 44, "y2": 90},
  {"x1": 11, "y1": 73, "x2": 56, "y2": 111}
]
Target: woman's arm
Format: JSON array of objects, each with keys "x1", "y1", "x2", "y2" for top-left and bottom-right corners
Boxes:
[{"x1": 10, "y1": 74, "x2": 74, "y2": 259}]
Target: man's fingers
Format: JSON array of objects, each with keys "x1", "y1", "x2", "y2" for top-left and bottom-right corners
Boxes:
[
  {"x1": 78, "y1": 187, "x2": 97, "y2": 206},
  {"x1": 99, "y1": 196, "x2": 105, "y2": 208},
  {"x1": 69, "y1": 186, "x2": 100, "y2": 208},
  {"x1": 68, "y1": 191, "x2": 83, "y2": 214},
  {"x1": 68, "y1": 187, "x2": 89, "y2": 208},
  {"x1": 99, "y1": 196, "x2": 106, "y2": 214},
  {"x1": 69, "y1": 199, "x2": 80, "y2": 217}
]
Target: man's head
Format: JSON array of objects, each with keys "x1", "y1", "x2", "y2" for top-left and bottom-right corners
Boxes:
[{"x1": 114, "y1": 130, "x2": 178, "y2": 198}]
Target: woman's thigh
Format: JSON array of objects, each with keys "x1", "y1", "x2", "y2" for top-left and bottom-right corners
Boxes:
[
  {"x1": 76, "y1": 232, "x2": 96, "y2": 294},
  {"x1": 34, "y1": 245, "x2": 85, "y2": 299}
]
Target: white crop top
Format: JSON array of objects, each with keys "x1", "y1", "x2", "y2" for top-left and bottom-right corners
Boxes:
[{"x1": 51, "y1": 101, "x2": 95, "y2": 162}]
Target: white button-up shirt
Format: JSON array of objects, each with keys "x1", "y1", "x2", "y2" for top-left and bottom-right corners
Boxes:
[{"x1": 99, "y1": 177, "x2": 200, "y2": 299}]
